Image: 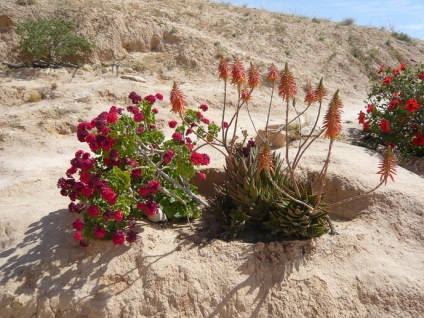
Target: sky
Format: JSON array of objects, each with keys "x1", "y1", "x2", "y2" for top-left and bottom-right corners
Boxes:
[{"x1": 215, "y1": 0, "x2": 424, "y2": 40}]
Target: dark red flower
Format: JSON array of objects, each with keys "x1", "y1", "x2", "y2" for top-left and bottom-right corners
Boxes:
[
  {"x1": 202, "y1": 118, "x2": 210, "y2": 124},
  {"x1": 380, "y1": 119, "x2": 390, "y2": 132},
  {"x1": 106, "y1": 111, "x2": 118, "y2": 124},
  {"x1": 112, "y1": 230, "x2": 126, "y2": 245},
  {"x1": 152, "y1": 108, "x2": 158, "y2": 114},
  {"x1": 363, "y1": 121, "x2": 370, "y2": 131},
  {"x1": 168, "y1": 120, "x2": 178, "y2": 128},
  {"x1": 72, "y1": 219, "x2": 84, "y2": 231},
  {"x1": 147, "y1": 180, "x2": 160, "y2": 192},
  {"x1": 412, "y1": 133, "x2": 424, "y2": 146},
  {"x1": 137, "y1": 200, "x2": 158, "y2": 216},
  {"x1": 405, "y1": 98, "x2": 420, "y2": 113},
  {"x1": 93, "y1": 226, "x2": 107, "y2": 239},
  {"x1": 377, "y1": 64, "x2": 385, "y2": 74},
  {"x1": 223, "y1": 121, "x2": 229, "y2": 128},
  {"x1": 87, "y1": 205, "x2": 100, "y2": 217},
  {"x1": 383, "y1": 77, "x2": 392, "y2": 85},
  {"x1": 172, "y1": 132, "x2": 184, "y2": 143},
  {"x1": 115, "y1": 210, "x2": 124, "y2": 222},
  {"x1": 129, "y1": 91, "x2": 142, "y2": 104},
  {"x1": 145, "y1": 95, "x2": 156, "y2": 105},
  {"x1": 419, "y1": 72, "x2": 424, "y2": 80},
  {"x1": 74, "y1": 232, "x2": 83, "y2": 241},
  {"x1": 134, "y1": 111, "x2": 144, "y2": 122},
  {"x1": 155, "y1": 93, "x2": 164, "y2": 101},
  {"x1": 388, "y1": 99, "x2": 400, "y2": 110},
  {"x1": 101, "y1": 188, "x2": 117, "y2": 205},
  {"x1": 131, "y1": 168, "x2": 142, "y2": 179},
  {"x1": 199, "y1": 104, "x2": 209, "y2": 111},
  {"x1": 198, "y1": 172, "x2": 206, "y2": 180},
  {"x1": 190, "y1": 152, "x2": 210, "y2": 165},
  {"x1": 366, "y1": 103, "x2": 374, "y2": 114},
  {"x1": 163, "y1": 150, "x2": 175, "y2": 164}
]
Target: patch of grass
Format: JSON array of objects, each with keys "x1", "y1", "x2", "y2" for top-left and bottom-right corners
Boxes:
[
  {"x1": 328, "y1": 52, "x2": 337, "y2": 62},
  {"x1": 311, "y1": 17, "x2": 320, "y2": 24},
  {"x1": 391, "y1": 31, "x2": 413, "y2": 44},
  {"x1": 338, "y1": 18, "x2": 355, "y2": 26}
]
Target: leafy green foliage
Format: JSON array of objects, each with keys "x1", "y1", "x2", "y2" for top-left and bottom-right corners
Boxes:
[
  {"x1": 16, "y1": 17, "x2": 95, "y2": 64},
  {"x1": 359, "y1": 63, "x2": 424, "y2": 157},
  {"x1": 214, "y1": 144, "x2": 329, "y2": 238}
]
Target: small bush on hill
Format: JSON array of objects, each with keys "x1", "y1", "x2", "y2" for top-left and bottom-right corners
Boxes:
[
  {"x1": 358, "y1": 63, "x2": 424, "y2": 157},
  {"x1": 16, "y1": 17, "x2": 95, "y2": 65}
]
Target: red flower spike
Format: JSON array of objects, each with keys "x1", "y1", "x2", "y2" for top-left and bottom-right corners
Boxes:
[
  {"x1": 304, "y1": 88, "x2": 317, "y2": 105},
  {"x1": 278, "y1": 62, "x2": 297, "y2": 101},
  {"x1": 377, "y1": 145, "x2": 397, "y2": 185},
  {"x1": 170, "y1": 82, "x2": 187, "y2": 114},
  {"x1": 315, "y1": 78, "x2": 327, "y2": 103},
  {"x1": 247, "y1": 62, "x2": 261, "y2": 88},
  {"x1": 266, "y1": 63, "x2": 280, "y2": 84},
  {"x1": 323, "y1": 90, "x2": 343, "y2": 140},
  {"x1": 218, "y1": 58, "x2": 231, "y2": 81},
  {"x1": 230, "y1": 57, "x2": 247, "y2": 87},
  {"x1": 241, "y1": 86, "x2": 252, "y2": 102},
  {"x1": 258, "y1": 144, "x2": 274, "y2": 174}
]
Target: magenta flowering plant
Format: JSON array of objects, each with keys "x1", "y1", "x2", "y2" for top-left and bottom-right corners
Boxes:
[
  {"x1": 58, "y1": 91, "x2": 214, "y2": 247},
  {"x1": 359, "y1": 62, "x2": 424, "y2": 157}
]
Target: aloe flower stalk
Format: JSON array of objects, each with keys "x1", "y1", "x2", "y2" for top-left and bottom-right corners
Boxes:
[
  {"x1": 247, "y1": 62, "x2": 261, "y2": 89},
  {"x1": 170, "y1": 82, "x2": 186, "y2": 115},
  {"x1": 264, "y1": 64, "x2": 280, "y2": 141},
  {"x1": 378, "y1": 145, "x2": 397, "y2": 185},
  {"x1": 323, "y1": 90, "x2": 343, "y2": 140}
]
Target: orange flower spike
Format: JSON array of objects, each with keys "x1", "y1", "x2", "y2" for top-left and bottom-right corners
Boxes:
[
  {"x1": 247, "y1": 62, "x2": 261, "y2": 88},
  {"x1": 258, "y1": 144, "x2": 274, "y2": 174},
  {"x1": 170, "y1": 82, "x2": 187, "y2": 114},
  {"x1": 315, "y1": 78, "x2": 327, "y2": 103},
  {"x1": 377, "y1": 145, "x2": 397, "y2": 185},
  {"x1": 323, "y1": 90, "x2": 343, "y2": 140},
  {"x1": 230, "y1": 57, "x2": 247, "y2": 88},
  {"x1": 266, "y1": 63, "x2": 280, "y2": 85},
  {"x1": 241, "y1": 86, "x2": 252, "y2": 102},
  {"x1": 304, "y1": 88, "x2": 318, "y2": 105},
  {"x1": 218, "y1": 58, "x2": 231, "y2": 81},
  {"x1": 278, "y1": 62, "x2": 297, "y2": 101}
]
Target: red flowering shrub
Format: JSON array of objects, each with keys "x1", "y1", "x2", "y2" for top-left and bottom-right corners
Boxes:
[
  {"x1": 359, "y1": 63, "x2": 424, "y2": 157},
  {"x1": 58, "y1": 91, "x2": 215, "y2": 247}
]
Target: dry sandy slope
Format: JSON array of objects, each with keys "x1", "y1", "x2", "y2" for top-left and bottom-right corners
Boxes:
[
  {"x1": 0, "y1": 0, "x2": 424, "y2": 316},
  {"x1": 0, "y1": 65, "x2": 423, "y2": 317}
]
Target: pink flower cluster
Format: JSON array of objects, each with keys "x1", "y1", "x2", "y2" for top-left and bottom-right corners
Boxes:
[
  {"x1": 190, "y1": 152, "x2": 210, "y2": 165},
  {"x1": 138, "y1": 180, "x2": 161, "y2": 197}
]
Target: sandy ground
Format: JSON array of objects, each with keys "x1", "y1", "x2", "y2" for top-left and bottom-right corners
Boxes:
[
  {"x1": 0, "y1": 64, "x2": 423, "y2": 317},
  {"x1": 0, "y1": 0, "x2": 424, "y2": 316}
]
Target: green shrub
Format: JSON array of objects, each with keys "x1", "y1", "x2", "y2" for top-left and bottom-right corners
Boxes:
[
  {"x1": 16, "y1": 17, "x2": 95, "y2": 65},
  {"x1": 358, "y1": 63, "x2": 424, "y2": 157}
]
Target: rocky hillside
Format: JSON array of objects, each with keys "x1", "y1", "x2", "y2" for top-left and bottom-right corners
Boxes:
[{"x1": 1, "y1": 0, "x2": 424, "y2": 97}]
